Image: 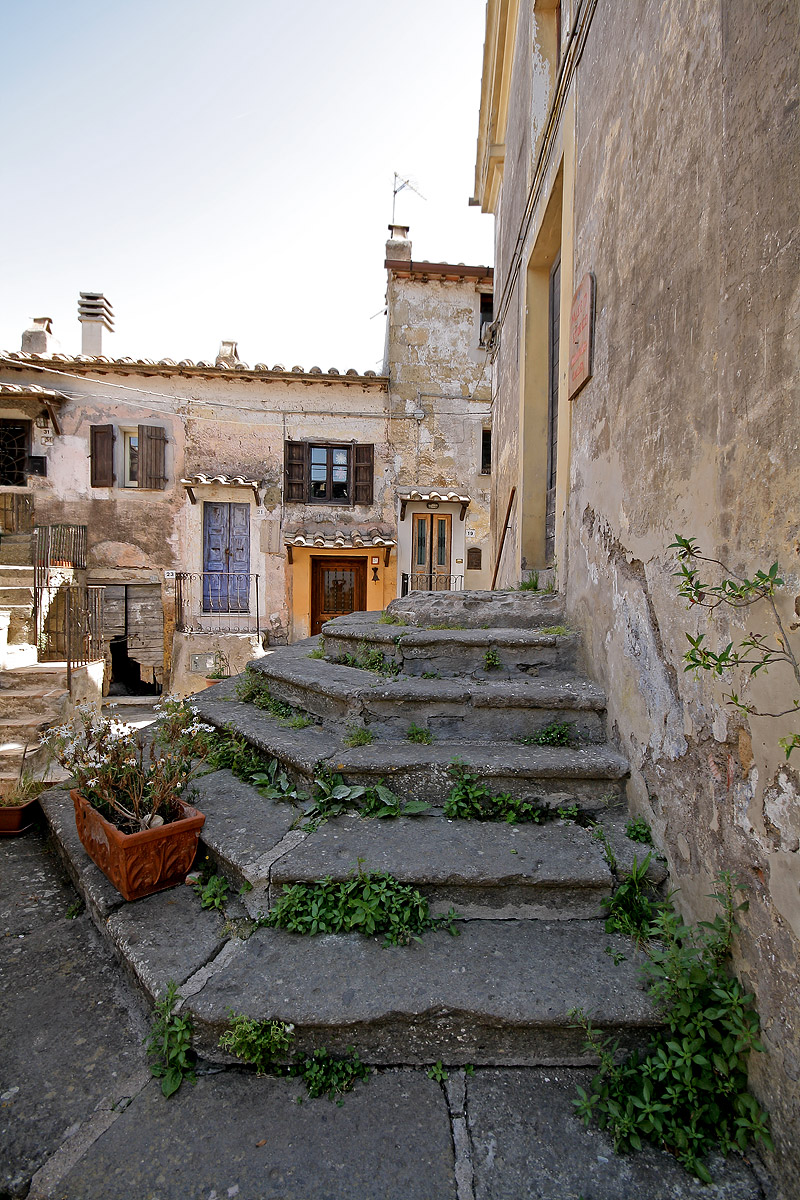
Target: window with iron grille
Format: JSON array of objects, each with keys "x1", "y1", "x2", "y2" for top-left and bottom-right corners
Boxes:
[{"x1": 284, "y1": 441, "x2": 374, "y2": 505}]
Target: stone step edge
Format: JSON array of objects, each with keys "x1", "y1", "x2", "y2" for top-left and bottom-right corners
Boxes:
[
  {"x1": 194, "y1": 689, "x2": 628, "y2": 790},
  {"x1": 254, "y1": 655, "x2": 607, "y2": 712},
  {"x1": 186, "y1": 920, "x2": 660, "y2": 1067}
]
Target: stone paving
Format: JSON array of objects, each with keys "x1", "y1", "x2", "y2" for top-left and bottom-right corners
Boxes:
[{"x1": 0, "y1": 821, "x2": 776, "y2": 1200}]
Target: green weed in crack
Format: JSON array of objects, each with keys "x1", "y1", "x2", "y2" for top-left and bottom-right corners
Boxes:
[
  {"x1": 145, "y1": 981, "x2": 196, "y2": 1098},
  {"x1": 444, "y1": 760, "x2": 546, "y2": 824},
  {"x1": 571, "y1": 872, "x2": 770, "y2": 1182},
  {"x1": 219, "y1": 1015, "x2": 370, "y2": 1102},
  {"x1": 263, "y1": 860, "x2": 461, "y2": 946},
  {"x1": 514, "y1": 720, "x2": 574, "y2": 747}
]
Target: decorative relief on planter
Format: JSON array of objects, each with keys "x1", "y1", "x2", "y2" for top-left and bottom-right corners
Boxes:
[{"x1": 71, "y1": 790, "x2": 205, "y2": 901}]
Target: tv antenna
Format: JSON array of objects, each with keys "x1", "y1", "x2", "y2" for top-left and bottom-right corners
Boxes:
[{"x1": 392, "y1": 172, "x2": 426, "y2": 222}]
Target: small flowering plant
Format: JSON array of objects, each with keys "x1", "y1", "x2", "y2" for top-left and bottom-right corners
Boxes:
[{"x1": 43, "y1": 699, "x2": 214, "y2": 834}]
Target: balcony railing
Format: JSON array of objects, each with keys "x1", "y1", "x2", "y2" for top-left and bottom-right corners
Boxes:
[
  {"x1": 401, "y1": 573, "x2": 464, "y2": 597},
  {"x1": 174, "y1": 572, "x2": 261, "y2": 635}
]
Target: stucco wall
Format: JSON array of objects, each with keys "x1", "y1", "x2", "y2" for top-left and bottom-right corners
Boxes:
[
  {"x1": 485, "y1": 0, "x2": 800, "y2": 1183},
  {"x1": 386, "y1": 261, "x2": 493, "y2": 588}
]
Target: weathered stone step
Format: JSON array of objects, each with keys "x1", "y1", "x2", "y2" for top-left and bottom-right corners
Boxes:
[
  {"x1": 333, "y1": 742, "x2": 628, "y2": 808},
  {"x1": 386, "y1": 588, "x2": 566, "y2": 629},
  {"x1": 190, "y1": 768, "x2": 614, "y2": 920},
  {"x1": 0, "y1": 662, "x2": 69, "y2": 689},
  {"x1": 268, "y1": 814, "x2": 612, "y2": 920},
  {"x1": 252, "y1": 648, "x2": 607, "y2": 741},
  {"x1": 0, "y1": 716, "x2": 49, "y2": 744},
  {"x1": 188, "y1": 918, "x2": 657, "y2": 1066},
  {"x1": 321, "y1": 616, "x2": 579, "y2": 677},
  {"x1": 0, "y1": 585, "x2": 34, "y2": 605},
  {"x1": 194, "y1": 684, "x2": 628, "y2": 811},
  {"x1": 0, "y1": 685, "x2": 68, "y2": 717}
]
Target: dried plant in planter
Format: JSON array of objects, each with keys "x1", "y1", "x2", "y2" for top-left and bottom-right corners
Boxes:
[{"x1": 43, "y1": 699, "x2": 213, "y2": 835}]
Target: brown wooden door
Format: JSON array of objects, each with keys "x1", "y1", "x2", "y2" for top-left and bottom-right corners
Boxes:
[{"x1": 311, "y1": 557, "x2": 367, "y2": 634}]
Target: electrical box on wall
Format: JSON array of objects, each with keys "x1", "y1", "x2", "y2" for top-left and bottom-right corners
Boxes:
[{"x1": 190, "y1": 653, "x2": 217, "y2": 674}]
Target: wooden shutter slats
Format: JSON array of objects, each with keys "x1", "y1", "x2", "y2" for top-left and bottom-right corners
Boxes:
[
  {"x1": 139, "y1": 425, "x2": 167, "y2": 490},
  {"x1": 284, "y1": 441, "x2": 307, "y2": 501},
  {"x1": 353, "y1": 443, "x2": 374, "y2": 505},
  {"x1": 90, "y1": 425, "x2": 114, "y2": 487}
]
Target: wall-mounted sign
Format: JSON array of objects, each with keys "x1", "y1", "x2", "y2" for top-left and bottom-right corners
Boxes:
[
  {"x1": 568, "y1": 271, "x2": 595, "y2": 400},
  {"x1": 466, "y1": 528, "x2": 476, "y2": 538},
  {"x1": 164, "y1": 570, "x2": 176, "y2": 579}
]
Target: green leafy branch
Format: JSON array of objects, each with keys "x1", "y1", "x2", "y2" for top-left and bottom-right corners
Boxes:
[{"x1": 670, "y1": 535, "x2": 800, "y2": 757}]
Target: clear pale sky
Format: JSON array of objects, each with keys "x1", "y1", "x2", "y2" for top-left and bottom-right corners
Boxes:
[{"x1": 0, "y1": 0, "x2": 494, "y2": 373}]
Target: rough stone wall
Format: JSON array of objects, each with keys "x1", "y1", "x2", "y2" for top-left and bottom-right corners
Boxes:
[
  {"x1": 386, "y1": 268, "x2": 493, "y2": 586},
  {"x1": 562, "y1": 0, "x2": 800, "y2": 1183}
]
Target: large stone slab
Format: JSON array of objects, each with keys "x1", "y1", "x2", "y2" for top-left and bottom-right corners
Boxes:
[
  {"x1": 188, "y1": 919, "x2": 657, "y2": 1064},
  {"x1": 467, "y1": 1067, "x2": 763, "y2": 1200},
  {"x1": 193, "y1": 768, "x2": 309, "y2": 914},
  {"x1": 271, "y1": 813, "x2": 612, "y2": 918},
  {"x1": 55, "y1": 1070, "x2": 457, "y2": 1200},
  {"x1": 332, "y1": 741, "x2": 629, "y2": 808},
  {"x1": 0, "y1": 829, "x2": 147, "y2": 1198},
  {"x1": 386, "y1": 588, "x2": 566, "y2": 628},
  {"x1": 106, "y1": 885, "x2": 229, "y2": 1003}
]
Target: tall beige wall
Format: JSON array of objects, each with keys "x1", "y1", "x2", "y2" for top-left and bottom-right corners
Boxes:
[{"x1": 484, "y1": 0, "x2": 800, "y2": 1184}]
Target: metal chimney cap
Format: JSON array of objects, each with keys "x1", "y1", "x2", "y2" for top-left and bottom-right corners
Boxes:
[{"x1": 78, "y1": 293, "x2": 115, "y2": 330}]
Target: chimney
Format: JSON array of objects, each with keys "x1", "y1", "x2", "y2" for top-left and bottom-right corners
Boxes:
[
  {"x1": 216, "y1": 339, "x2": 240, "y2": 368},
  {"x1": 21, "y1": 316, "x2": 54, "y2": 355},
  {"x1": 78, "y1": 292, "x2": 114, "y2": 356},
  {"x1": 386, "y1": 223, "x2": 411, "y2": 263}
]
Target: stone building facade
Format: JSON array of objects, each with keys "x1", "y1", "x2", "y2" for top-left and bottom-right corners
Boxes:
[
  {"x1": 474, "y1": 0, "x2": 800, "y2": 1184},
  {"x1": 0, "y1": 235, "x2": 492, "y2": 694}
]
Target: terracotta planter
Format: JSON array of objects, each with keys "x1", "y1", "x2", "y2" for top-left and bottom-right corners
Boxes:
[
  {"x1": 71, "y1": 789, "x2": 205, "y2": 901},
  {"x1": 0, "y1": 797, "x2": 39, "y2": 836}
]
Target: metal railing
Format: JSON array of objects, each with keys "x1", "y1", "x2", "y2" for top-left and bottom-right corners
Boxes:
[
  {"x1": 34, "y1": 525, "x2": 87, "y2": 572},
  {"x1": 35, "y1": 584, "x2": 104, "y2": 684},
  {"x1": 401, "y1": 573, "x2": 464, "y2": 597},
  {"x1": 174, "y1": 572, "x2": 261, "y2": 635}
]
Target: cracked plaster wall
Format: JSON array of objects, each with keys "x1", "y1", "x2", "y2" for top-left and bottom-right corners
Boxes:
[
  {"x1": 488, "y1": 0, "x2": 800, "y2": 1185},
  {"x1": 563, "y1": 0, "x2": 800, "y2": 1182}
]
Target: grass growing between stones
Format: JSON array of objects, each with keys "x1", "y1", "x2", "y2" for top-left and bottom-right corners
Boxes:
[
  {"x1": 572, "y1": 872, "x2": 771, "y2": 1183},
  {"x1": 219, "y1": 1015, "x2": 371, "y2": 1102},
  {"x1": 343, "y1": 724, "x2": 374, "y2": 748},
  {"x1": 514, "y1": 720, "x2": 574, "y2": 747},
  {"x1": 406, "y1": 723, "x2": 433, "y2": 744},
  {"x1": 334, "y1": 643, "x2": 402, "y2": 677},
  {"x1": 235, "y1": 668, "x2": 313, "y2": 727},
  {"x1": 263, "y1": 862, "x2": 460, "y2": 946}
]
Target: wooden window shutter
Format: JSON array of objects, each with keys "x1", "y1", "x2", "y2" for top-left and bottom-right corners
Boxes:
[
  {"x1": 353, "y1": 444, "x2": 374, "y2": 504},
  {"x1": 90, "y1": 425, "x2": 114, "y2": 487},
  {"x1": 284, "y1": 440, "x2": 307, "y2": 501},
  {"x1": 138, "y1": 425, "x2": 167, "y2": 489}
]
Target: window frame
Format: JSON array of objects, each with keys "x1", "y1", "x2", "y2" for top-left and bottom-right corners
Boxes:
[
  {"x1": 308, "y1": 443, "x2": 352, "y2": 504},
  {"x1": 284, "y1": 440, "x2": 374, "y2": 506},
  {"x1": 121, "y1": 428, "x2": 139, "y2": 488}
]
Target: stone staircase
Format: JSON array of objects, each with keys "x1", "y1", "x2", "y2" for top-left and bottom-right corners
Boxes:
[
  {"x1": 40, "y1": 589, "x2": 667, "y2": 1073},
  {"x1": 0, "y1": 532, "x2": 70, "y2": 796},
  {"x1": 0, "y1": 532, "x2": 35, "y2": 645}
]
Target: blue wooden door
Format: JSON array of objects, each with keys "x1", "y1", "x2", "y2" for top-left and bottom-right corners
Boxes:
[{"x1": 203, "y1": 502, "x2": 250, "y2": 612}]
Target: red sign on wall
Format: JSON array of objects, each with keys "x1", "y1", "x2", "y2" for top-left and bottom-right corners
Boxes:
[{"x1": 568, "y1": 272, "x2": 595, "y2": 400}]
